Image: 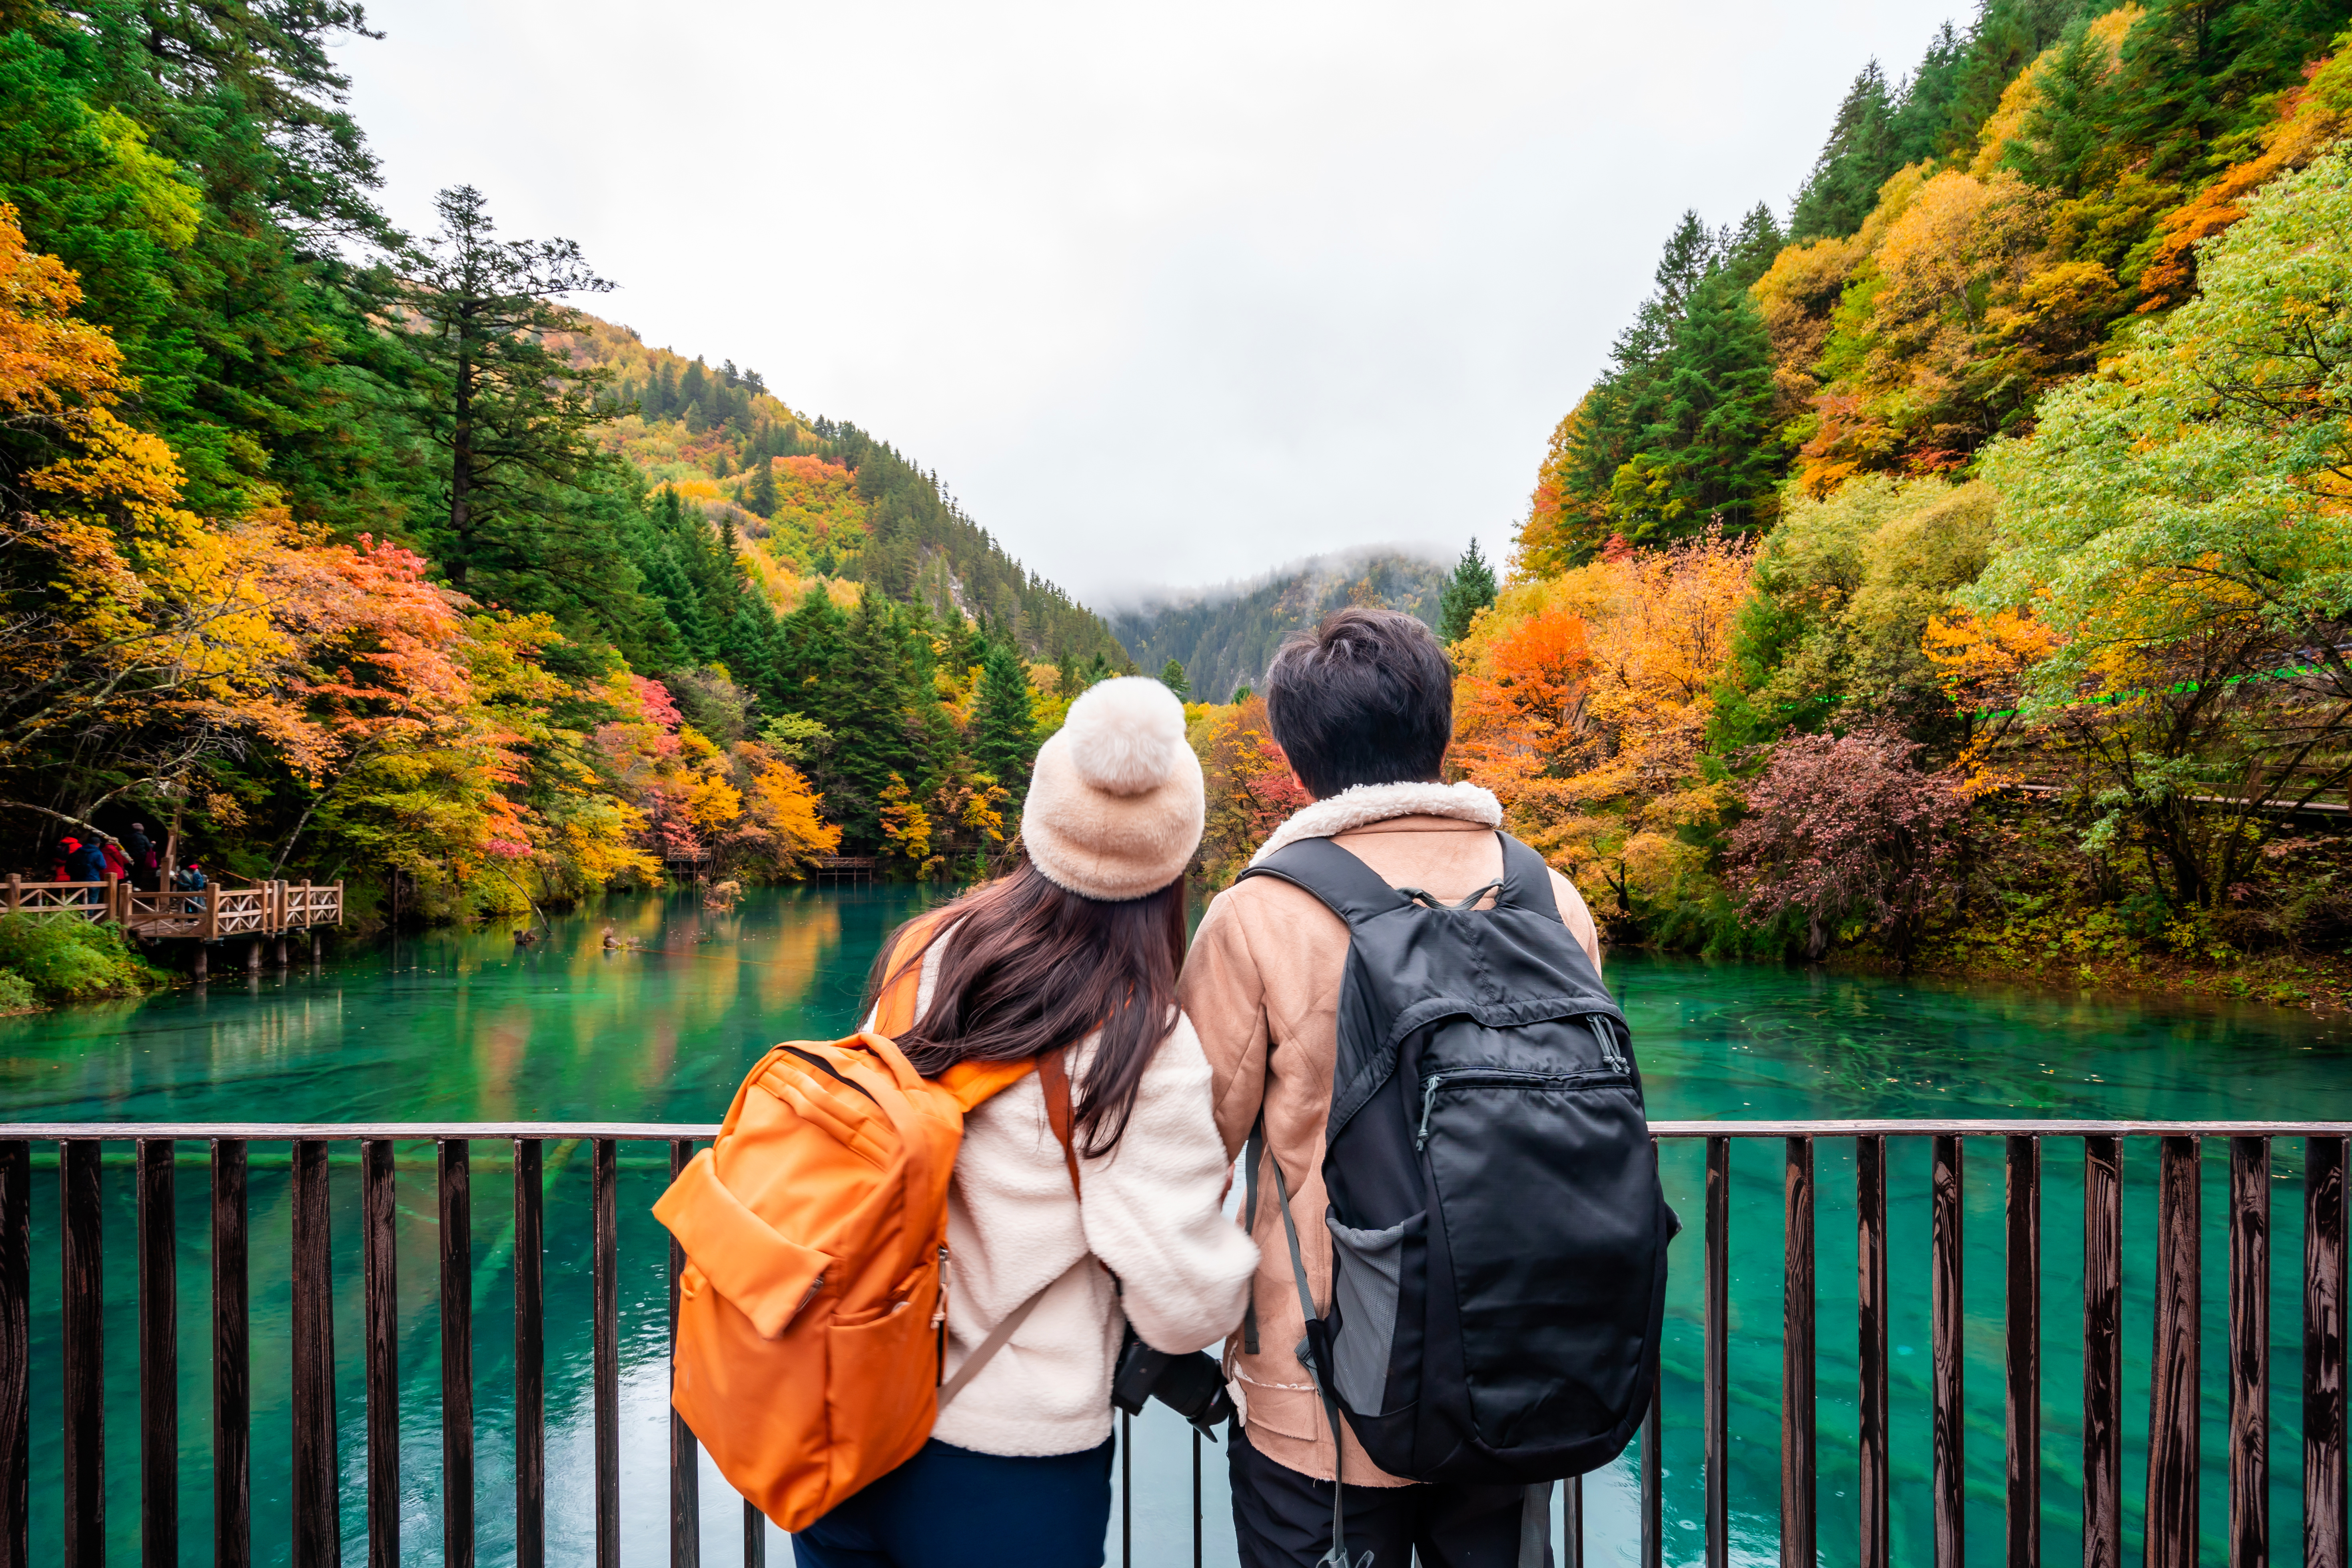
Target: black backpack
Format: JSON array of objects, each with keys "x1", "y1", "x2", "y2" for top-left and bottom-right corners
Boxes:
[{"x1": 1239, "y1": 830, "x2": 1673, "y2": 1500}]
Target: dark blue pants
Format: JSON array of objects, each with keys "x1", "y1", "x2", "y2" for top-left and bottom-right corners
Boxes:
[{"x1": 792, "y1": 1437, "x2": 1116, "y2": 1568}]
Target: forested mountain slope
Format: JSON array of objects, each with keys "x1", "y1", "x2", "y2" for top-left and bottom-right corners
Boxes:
[
  {"x1": 556, "y1": 316, "x2": 1125, "y2": 663},
  {"x1": 1524, "y1": 0, "x2": 2352, "y2": 562},
  {"x1": 1471, "y1": 0, "x2": 2352, "y2": 1003},
  {"x1": 0, "y1": 0, "x2": 1129, "y2": 937},
  {"x1": 1113, "y1": 552, "x2": 1447, "y2": 704}
]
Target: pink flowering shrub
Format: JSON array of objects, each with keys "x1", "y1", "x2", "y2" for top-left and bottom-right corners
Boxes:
[{"x1": 1724, "y1": 728, "x2": 1969, "y2": 960}]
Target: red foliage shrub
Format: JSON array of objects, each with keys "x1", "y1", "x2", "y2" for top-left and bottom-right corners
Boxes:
[{"x1": 1725, "y1": 727, "x2": 1968, "y2": 960}]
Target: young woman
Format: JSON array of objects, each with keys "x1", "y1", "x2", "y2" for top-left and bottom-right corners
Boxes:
[{"x1": 793, "y1": 677, "x2": 1256, "y2": 1568}]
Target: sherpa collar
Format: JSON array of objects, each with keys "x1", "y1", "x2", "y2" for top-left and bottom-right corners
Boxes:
[{"x1": 1248, "y1": 780, "x2": 1503, "y2": 867}]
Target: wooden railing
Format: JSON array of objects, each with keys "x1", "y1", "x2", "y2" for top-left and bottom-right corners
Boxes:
[
  {"x1": 0, "y1": 877, "x2": 341, "y2": 940},
  {"x1": 0, "y1": 1119, "x2": 2343, "y2": 1568}
]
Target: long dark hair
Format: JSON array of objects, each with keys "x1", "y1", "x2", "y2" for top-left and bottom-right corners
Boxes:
[{"x1": 864, "y1": 854, "x2": 1187, "y2": 1157}]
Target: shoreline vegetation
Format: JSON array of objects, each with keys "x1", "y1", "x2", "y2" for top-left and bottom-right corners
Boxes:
[{"x1": 6, "y1": 0, "x2": 2351, "y2": 1021}]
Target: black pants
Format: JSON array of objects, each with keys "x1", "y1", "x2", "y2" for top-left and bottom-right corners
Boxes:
[{"x1": 1227, "y1": 1424, "x2": 1552, "y2": 1568}]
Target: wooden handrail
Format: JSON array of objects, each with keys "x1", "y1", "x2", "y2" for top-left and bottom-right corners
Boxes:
[{"x1": 0, "y1": 1119, "x2": 2343, "y2": 1568}]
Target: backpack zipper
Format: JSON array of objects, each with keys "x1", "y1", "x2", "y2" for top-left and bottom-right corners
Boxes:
[{"x1": 1416, "y1": 1065, "x2": 1625, "y2": 1151}]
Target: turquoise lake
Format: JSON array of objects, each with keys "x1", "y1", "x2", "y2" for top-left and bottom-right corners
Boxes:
[{"x1": 0, "y1": 885, "x2": 2343, "y2": 1566}]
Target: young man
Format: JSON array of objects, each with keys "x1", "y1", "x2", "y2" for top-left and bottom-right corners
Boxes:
[{"x1": 1179, "y1": 606, "x2": 1604, "y2": 1568}]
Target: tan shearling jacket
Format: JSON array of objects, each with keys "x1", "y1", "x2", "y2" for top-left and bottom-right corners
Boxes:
[{"x1": 1178, "y1": 781, "x2": 1604, "y2": 1485}]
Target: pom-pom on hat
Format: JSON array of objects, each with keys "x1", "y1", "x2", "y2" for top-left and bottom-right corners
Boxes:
[{"x1": 1022, "y1": 676, "x2": 1204, "y2": 902}]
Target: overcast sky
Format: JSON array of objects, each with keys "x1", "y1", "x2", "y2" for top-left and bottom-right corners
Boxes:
[{"x1": 333, "y1": 0, "x2": 1961, "y2": 607}]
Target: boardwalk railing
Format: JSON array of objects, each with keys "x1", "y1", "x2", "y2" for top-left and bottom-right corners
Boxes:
[
  {"x1": 0, "y1": 1119, "x2": 2344, "y2": 1568},
  {"x1": 1, "y1": 877, "x2": 342, "y2": 945}
]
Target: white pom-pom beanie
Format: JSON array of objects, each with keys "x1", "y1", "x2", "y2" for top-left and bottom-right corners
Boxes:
[{"x1": 1022, "y1": 677, "x2": 1205, "y2": 901}]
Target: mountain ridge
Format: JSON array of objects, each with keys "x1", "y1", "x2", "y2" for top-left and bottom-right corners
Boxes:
[{"x1": 1112, "y1": 548, "x2": 1450, "y2": 703}]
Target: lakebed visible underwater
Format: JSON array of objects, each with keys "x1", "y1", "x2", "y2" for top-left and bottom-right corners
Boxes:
[{"x1": 1, "y1": 885, "x2": 2342, "y2": 1566}]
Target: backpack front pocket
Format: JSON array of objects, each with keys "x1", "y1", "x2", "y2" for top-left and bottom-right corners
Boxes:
[{"x1": 1418, "y1": 1070, "x2": 1660, "y2": 1450}]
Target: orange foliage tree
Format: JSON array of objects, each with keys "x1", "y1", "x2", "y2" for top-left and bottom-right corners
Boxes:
[
  {"x1": 1188, "y1": 695, "x2": 1311, "y2": 886},
  {"x1": 1452, "y1": 532, "x2": 1756, "y2": 922}
]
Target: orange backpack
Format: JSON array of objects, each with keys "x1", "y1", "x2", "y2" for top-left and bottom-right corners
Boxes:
[{"x1": 654, "y1": 916, "x2": 1081, "y2": 1531}]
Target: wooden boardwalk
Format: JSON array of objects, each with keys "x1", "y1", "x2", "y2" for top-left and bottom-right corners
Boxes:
[{"x1": 3, "y1": 875, "x2": 342, "y2": 974}]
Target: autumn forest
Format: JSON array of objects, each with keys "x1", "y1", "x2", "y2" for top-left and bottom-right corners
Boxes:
[{"x1": 4, "y1": 0, "x2": 2351, "y2": 1007}]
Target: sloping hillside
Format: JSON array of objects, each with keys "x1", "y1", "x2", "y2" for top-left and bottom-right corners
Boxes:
[
  {"x1": 555, "y1": 316, "x2": 1129, "y2": 663},
  {"x1": 1113, "y1": 551, "x2": 1447, "y2": 703}
]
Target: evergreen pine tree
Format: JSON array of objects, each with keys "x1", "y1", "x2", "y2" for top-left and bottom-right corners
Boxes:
[
  {"x1": 401, "y1": 185, "x2": 617, "y2": 593},
  {"x1": 1158, "y1": 659, "x2": 1189, "y2": 698},
  {"x1": 1790, "y1": 62, "x2": 1899, "y2": 240},
  {"x1": 822, "y1": 590, "x2": 923, "y2": 845},
  {"x1": 1437, "y1": 540, "x2": 1498, "y2": 643},
  {"x1": 972, "y1": 643, "x2": 1038, "y2": 796},
  {"x1": 747, "y1": 457, "x2": 778, "y2": 517}
]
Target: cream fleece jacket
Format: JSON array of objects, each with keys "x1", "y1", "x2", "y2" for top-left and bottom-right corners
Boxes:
[{"x1": 871, "y1": 934, "x2": 1260, "y2": 1458}]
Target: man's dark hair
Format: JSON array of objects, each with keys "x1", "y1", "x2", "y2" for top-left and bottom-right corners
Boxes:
[{"x1": 1264, "y1": 606, "x2": 1453, "y2": 798}]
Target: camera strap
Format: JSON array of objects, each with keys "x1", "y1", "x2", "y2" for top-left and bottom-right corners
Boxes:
[{"x1": 1240, "y1": 1114, "x2": 1264, "y2": 1352}]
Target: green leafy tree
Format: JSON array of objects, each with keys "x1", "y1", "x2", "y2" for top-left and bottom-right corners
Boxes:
[
  {"x1": 402, "y1": 184, "x2": 617, "y2": 593},
  {"x1": 1437, "y1": 539, "x2": 1498, "y2": 643},
  {"x1": 1158, "y1": 658, "x2": 1189, "y2": 697},
  {"x1": 1971, "y1": 150, "x2": 2352, "y2": 901}
]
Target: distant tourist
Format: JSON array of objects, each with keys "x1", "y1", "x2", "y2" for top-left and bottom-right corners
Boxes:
[
  {"x1": 101, "y1": 837, "x2": 132, "y2": 883},
  {"x1": 123, "y1": 822, "x2": 157, "y2": 888},
  {"x1": 62, "y1": 836, "x2": 107, "y2": 903},
  {"x1": 173, "y1": 861, "x2": 208, "y2": 914}
]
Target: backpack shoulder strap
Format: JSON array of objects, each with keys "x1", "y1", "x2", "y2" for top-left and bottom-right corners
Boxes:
[
  {"x1": 1035, "y1": 1047, "x2": 1082, "y2": 1197},
  {"x1": 1237, "y1": 835, "x2": 1409, "y2": 926},
  {"x1": 870, "y1": 909, "x2": 949, "y2": 1037},
  {"x1": 1493, "y1": 831, "x2": 1565, "y2": 922}
]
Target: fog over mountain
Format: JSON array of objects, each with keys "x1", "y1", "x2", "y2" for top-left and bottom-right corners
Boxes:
[{"x1": 1111, "y1": 549, "x2": 1450, "y2": 705}]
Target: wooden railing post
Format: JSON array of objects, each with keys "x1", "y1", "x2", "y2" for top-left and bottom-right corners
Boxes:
[
  {"x1": 1, "y1": 1139, "x2": 27, "y2": 1568},
  {"x1": 291, "y1": 1139, "x2": 339, "y2": 1568},
  {"x1": 2225, "y1": 1137, "x2": 2270, "y2": 1568},
  {"x1": 443, "y1": 1140, "x2": 474, "y2": 1568},
  {"x1": 595, "y1": 1139, "x2": 619, "y2": 1568},
  {"x1": 2006, "y1": 1135, "x2": 2041, "y2": 1568},
  {"x1": 61, "y1": 1141, "x2": 100, "y2": 1568},
  {"x1": 212, "y1": 1141, "x2": 248, "y2": 1568},
  {"x1": 362, "y1": 1140, "x2": 397, "y2": 1568},
  {"x1": 1783, "y1": 1135, "x2": 1815, "y2": 1568},
  {"x1": 671, "y1": 1139, "x2": 701, "y2": 1568},
  {"x1": 1857, "y1": 1134, "x2": 1889, "y2": 1568},
  {"x1": 2084, "y1": 1135, "x2": 2124, "y2": 1568},
  {"x1": 2146, "y1": 1136, "x2": 2202, "y2": 1568},
  {"x1": 137, "y1": 1140, "x2": 176, "y2": 1568},
  {"x1": 2310, "y1": 1134, "x2": 2348, "y2": 1568},
  {"x1": 515, "y1": 1139, "x2": 545, "y2": 1568},
  {"x1": 1706, "y1": 1136, "x2": 1731, "y2": 1568},
  {"x1": 1932, "y1": 1135, "x2": 1963, "y2": 1568}
]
